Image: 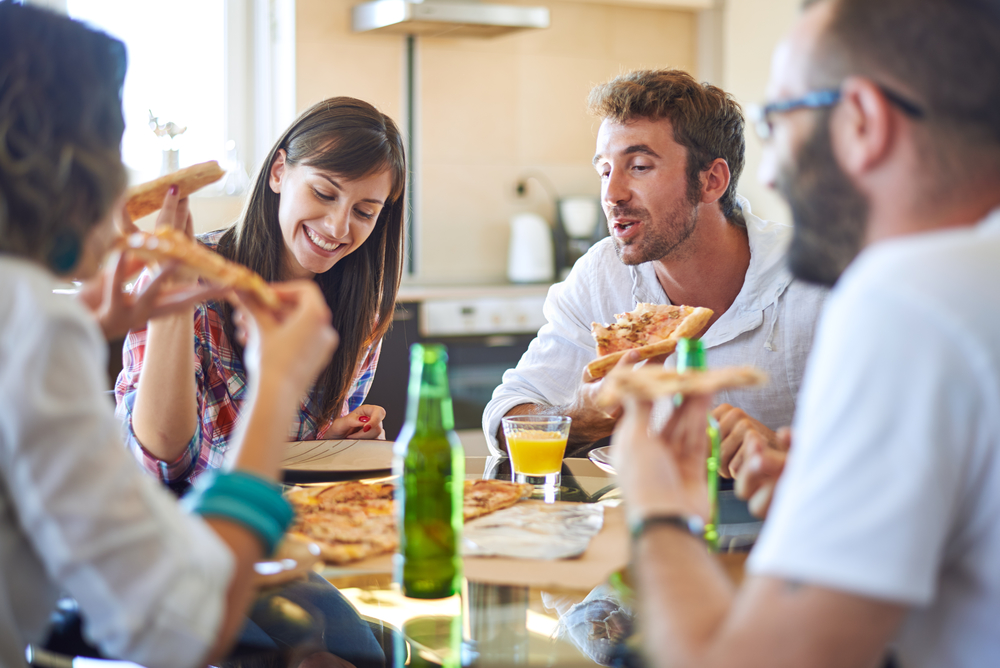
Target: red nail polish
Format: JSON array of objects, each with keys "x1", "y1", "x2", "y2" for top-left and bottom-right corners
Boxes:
[
  {"x1": 168, "y1": 185, "x2": 178, "y2": 195},
  {"x1": 363, "y1": 425, "x2": 371, "y2": 432},
  {"x1": 358, "y1": 416, "x2": 370, "y2": 423}
]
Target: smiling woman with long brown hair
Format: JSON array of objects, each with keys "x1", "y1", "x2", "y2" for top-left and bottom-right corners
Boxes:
[{"x1": 115, "y1": 97, "x2": 406, "y2": 489}]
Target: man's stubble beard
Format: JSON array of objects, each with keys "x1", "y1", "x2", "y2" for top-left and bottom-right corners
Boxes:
[
  {"x1": 778, "y1": 113, "x2": 869, "y2": 287},
  {"x1": 610, "y1": 190, "x2": 700, "y2": 267}
]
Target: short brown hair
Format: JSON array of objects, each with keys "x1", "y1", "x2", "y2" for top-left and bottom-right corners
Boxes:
[
  {"x1": 808, "y1": 0, "x2": 1000, "y2": 160},
  {"x1": 589, "y1": 69, "x2": 746, "y2": 226},
  {"x1": 0, "y1": 2, "x2": 127, "y2": 270}
]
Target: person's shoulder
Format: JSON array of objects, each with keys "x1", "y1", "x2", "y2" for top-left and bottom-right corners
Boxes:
[
  {"x1": 196, "y1": 228, "x2": 228, "y2": 252},
  {"x1": 0, "y1": 258, "x2": 95, "y2": 339}
]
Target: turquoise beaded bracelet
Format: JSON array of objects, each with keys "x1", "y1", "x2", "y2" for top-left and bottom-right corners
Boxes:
[{"x1": 182, "y1": 470, "x2": 293, "y2": 557}]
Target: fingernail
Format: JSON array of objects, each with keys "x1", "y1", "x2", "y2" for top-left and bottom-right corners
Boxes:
[
  {"x1": 363, "y1": 425, "x2": 371, "y2": 432},
  {"x1": 749, "y1": 455, "x2": 762, "y2": 471},
  {"x1": 358, "y1": 416, "x2": 370, "y2": 423},
  {"x1": 168, "y1": 185, "x2": 178, "y2": 195}
]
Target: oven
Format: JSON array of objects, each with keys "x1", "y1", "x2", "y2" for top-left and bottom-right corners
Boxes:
[{"x1": 364, "y1": 294, "x2": 547, "y2": 441}]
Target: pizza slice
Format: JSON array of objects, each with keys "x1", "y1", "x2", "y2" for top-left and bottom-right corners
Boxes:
[
  {"x1": 121, "y1": 227, "x2": 281, "y2": 310},
  {"x1": 462, "y1": 480, "x2": 535, "y2": 521},
  {"x1": 586, "y1": 303, "x2": 713, "y2": 380},
  {"x1": 124, "y1": 161, "x2": 226, "y2": 221},
  {"x1": 285, "y1": 479, "x2": 536, "y2": 565},
  {"x1": 597, "y1": 364, "x2": 768, "y2": 407}
]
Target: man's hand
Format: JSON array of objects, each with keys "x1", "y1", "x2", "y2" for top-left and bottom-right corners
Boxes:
[
  {"x1": 712, "y1": 403, "x2": 780, "y2": 478},
  {"x1": 733, "y1": 427, "x2": 790, "y2": 519},
  {"x1": 78, "y1": 250, "x2": 225, "y2": 340},
  {"x1": 500, "y1": 351, "x2": 643, "y2": 448},
  {"x1": 611, "y1": 392, "x2": 713, "y2": 523}
]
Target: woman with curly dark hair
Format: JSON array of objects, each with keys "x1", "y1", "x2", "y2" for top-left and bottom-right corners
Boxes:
[{"x1": 0, "y1": 3, "x2": 338, "y2": 666}]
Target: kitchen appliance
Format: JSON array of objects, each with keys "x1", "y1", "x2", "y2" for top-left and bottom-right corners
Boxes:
[
  {"x1": 364, "y1": 295, "x2": 547, "y2": 441},
  {"x1": 554, "y1": 196, "x2": 607, "y2": 280},
  {"x1": 352, "y1": 0, "x2": 550, "y2": 38},
  {"x1": 507, "y1": 212, "x2": 555, "y2": 284}
]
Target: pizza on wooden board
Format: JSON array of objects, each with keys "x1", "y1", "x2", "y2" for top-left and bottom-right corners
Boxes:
[
  {"x1": 586, "y1": 303, "x2": 714, "y2": 380},
  {"x1": 286, "y1": 479, "x2": 535, "y2": 565},
  {"x1": 597, "y1": 364, "x2": 768, "y2": 407}
]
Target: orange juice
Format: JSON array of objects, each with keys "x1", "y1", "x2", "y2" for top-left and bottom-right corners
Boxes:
[{"x1": 506, "y1": 430, "x2": 567, "y2": 475}]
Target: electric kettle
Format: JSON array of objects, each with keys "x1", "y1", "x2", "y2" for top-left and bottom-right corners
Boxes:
[{"x1": 507, "y1": 212, "x2": 555, "y2": 283}]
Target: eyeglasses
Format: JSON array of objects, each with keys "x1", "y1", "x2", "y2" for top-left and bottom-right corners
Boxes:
[{"x1": 747, "y1": 85, "x2": 925, "y2": 141}]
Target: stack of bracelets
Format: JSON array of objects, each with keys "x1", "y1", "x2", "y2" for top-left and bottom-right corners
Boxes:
[{"x1": 182, "y1": 470, "x2": 293, "y2": 557}]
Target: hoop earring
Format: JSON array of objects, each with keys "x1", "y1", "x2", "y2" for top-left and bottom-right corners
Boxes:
[{"x1": 47, "y1": 231, "x2": 81, "y2": 274}]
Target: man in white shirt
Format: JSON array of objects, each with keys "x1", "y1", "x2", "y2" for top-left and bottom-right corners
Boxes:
[
  {"x1": 614, "y1": 1, "x2": 1000, "y2": 667},
  {"x1": 483, "y1": 69, "x2": 827, "y2": 457}
]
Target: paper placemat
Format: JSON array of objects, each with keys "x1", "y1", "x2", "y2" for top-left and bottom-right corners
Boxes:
[{"x1": 319, "y1": 501, "x2": 629, "y2": 591}]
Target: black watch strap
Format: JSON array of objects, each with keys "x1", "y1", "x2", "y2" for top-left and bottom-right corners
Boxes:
[{"x1": 629, "y1": 514, "x2": 705, "y2": 543}]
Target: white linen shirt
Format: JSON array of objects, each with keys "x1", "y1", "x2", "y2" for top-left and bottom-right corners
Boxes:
[
  {"x1": 0, "y1": 258, "x2": 234, "y2": 668},
  {"x1": 748, "y1": 209, "x2": 1000, "y2": 667},
  {"x1": 482, "y1": 197, "x2": 828, "y2": 455}
]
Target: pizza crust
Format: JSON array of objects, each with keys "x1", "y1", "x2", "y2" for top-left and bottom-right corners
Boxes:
[
  {"x1": 287, "y1": 479, "x2": 534, "y2": 565},
  {"x1": 586, "y1": 305, "x2": 713, "y2": 380},
  {"x1": 124, "y1": 161, "x2": 226, "y2": 221},
  {"x1": 597, "y1": 365, "x2": 768, "y2": 407},
  {"x1": 121, "y1": 227, "x2": 281, "y2": 310}
]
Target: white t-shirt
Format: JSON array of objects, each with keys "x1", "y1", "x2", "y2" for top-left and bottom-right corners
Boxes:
[
  {"x1": 482, "y1": 197, "x2": 829, "y2": 454},
  {"x1": 748, "y1": 209, "x2": 1000, "y2": 667},
  {"x1": 0, "y1": 258, "x2": 234, "y2": 668}
]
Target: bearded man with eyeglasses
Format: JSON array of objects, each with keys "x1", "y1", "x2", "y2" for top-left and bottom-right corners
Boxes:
[{"x1": 614, "y1": 0, "x2": 1000, "y2": 666}]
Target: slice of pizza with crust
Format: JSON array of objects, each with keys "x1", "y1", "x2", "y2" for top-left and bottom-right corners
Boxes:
[
  {"x1": 121, "y1": 227, "x2": 281, "y2": 310},
  {"x1": 597, "y1": 365, "x2": 768, "y2": 407},
  {"x1": 463, "y1": 480, "x2": 535, "y2": 521},
  {"x1": 124, "y1": 161, "x2": 226, "y2": 221},
  {"x1": 286, "y1": 479, "x2": 535, "y2": 565},
  {"x1": 586, "y1": 303, "x2": 714, "y2": 380}
]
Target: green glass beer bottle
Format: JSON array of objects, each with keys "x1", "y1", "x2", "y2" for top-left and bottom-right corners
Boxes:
[
  {"x1": 676, "y1": 338, "x2": 720, "y2": 551},
  {"x1": 394, "y1": 343, "x2": 465, "y2": 599}
]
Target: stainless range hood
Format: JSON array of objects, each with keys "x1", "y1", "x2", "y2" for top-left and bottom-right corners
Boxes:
[{"x1": 352, "y1": 0, "x2": 550, "y2": 38}]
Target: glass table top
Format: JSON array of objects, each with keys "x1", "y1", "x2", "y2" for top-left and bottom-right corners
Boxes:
[{"x1": 312, "y1": 456, "x2": 749, "y2": 667}]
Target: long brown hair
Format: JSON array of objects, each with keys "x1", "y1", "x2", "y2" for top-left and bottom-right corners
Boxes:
[{"x1": 217, "y1": 97, "x2": 406, "y2": 423}]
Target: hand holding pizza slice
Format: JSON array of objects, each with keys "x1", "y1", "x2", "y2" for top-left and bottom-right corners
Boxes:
[{"x1": 586, "y1": 303, "x2": 714, "y2": 380}]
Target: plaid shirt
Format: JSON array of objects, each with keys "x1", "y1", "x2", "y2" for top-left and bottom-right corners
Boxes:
[{"x1": 114, "y1": 229, "x2": 381, "y2": 487}]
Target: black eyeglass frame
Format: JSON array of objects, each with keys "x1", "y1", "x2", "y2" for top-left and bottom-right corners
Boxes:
[{"x1": 748, "y1": 85, "x2": 925, "y2": 140}]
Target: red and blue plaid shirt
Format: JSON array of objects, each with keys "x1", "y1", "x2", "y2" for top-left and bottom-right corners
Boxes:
[{"x1": 114, "y1": 229, "x2": 381, "y2": 486}]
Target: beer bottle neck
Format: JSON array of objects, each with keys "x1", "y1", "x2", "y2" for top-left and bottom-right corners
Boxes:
[{"x1": 405, "y1": 362, "x2": 455, "y2": 433}]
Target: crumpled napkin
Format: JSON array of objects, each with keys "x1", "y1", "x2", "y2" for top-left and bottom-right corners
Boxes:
[{"x1": 462, "y1": 502, "x2": 605, "y2": 560}]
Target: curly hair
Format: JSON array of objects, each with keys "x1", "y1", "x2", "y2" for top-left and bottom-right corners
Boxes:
[
  {"x1": 589, "y1": 69, "x2": 746, "y2": 226},
  {"x1": 0, "y1": 1, "x2": 127, "y2": 272}
]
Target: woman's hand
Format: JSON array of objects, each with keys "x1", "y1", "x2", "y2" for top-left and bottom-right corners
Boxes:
[
  {"x1": 231, "y1": 281, "x2": 338, "y2": 397},
  {"x1": 329, "y1": 405, "x2": 387, "y2": 440},
  {"x1": 78, "y1": 250, "x2": 224, "y2": 340}
]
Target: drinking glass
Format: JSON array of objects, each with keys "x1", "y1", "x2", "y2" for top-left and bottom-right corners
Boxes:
[{"x1": 501, "y1": 416, "x2": 571, "y2": 496}]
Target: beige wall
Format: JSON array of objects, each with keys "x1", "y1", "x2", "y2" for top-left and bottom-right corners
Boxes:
[
  {"x1": 297, "y1": 0, "x2": 697, "y2": 282},
  {"x1": 720, "y1": 0, "x2": 801, "y2": 226}
]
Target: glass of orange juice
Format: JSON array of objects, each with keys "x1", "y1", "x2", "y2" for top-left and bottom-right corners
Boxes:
[{"x1": 501, "y1": 416, "x2": 571, "y2": 494}]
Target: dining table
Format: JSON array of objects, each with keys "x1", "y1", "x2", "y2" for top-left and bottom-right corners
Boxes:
[{"x1": 285, "y1": 454, "x2": 756, "y2": 668}]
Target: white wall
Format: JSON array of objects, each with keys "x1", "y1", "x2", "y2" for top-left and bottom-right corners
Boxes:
[{"x1": 718, "y1": 0, "x2": 801, "y2": 226}]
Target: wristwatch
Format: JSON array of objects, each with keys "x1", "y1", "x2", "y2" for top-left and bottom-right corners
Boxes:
[{"x1": 629, "y1": 513, "x2": 706, "y2": 543}]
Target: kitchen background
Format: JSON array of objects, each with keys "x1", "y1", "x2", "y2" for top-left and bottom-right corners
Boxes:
[{"x1": 39, "y1": 0, "x2": 802, "y2": 450}]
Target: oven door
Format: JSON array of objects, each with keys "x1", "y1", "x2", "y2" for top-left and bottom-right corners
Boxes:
[{"x1": 365, "y1": 300, "x2": 541, "y2": 441}]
